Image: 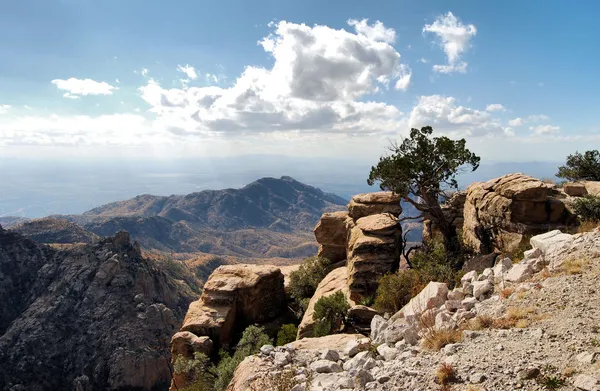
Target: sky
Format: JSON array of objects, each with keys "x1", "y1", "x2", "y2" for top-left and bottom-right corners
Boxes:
[{"x1": 1, "y1": 0, "x2": 600, "y2": 163}]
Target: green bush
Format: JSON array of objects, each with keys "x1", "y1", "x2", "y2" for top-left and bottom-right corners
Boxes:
[
  {"x1": 556, "y1": 150, "x2": 600, "y2": 181},
  {"x1": 312, "y1": 291, "x2": 349, "y2": 337},
  {"x1": 374, "y1": 270, "x2": 422, "y2": 313},
  {"x1": 288, "y1": 256, "x2": 332, "y2": 302},
  {"x1": 276, "y1": 324, "x2": 298, "y2": 346},
  {"x1": 573, "y1": 195, "x2": 600, "y2": 222},
  {"x1": 173, "y1": 352, "x2": 215, "y2": 391},
  {"x1": 214, "y1": 325, "x2": 272, "y2": 390}
]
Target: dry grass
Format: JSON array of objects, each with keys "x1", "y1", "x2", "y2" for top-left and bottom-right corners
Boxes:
[
  {"x1": 578, "y1": 220, "x2": 600, "y2": 233},
  {"x1": 422, "y1": 328, "x2": 463, "y2": 351},
  {"x1": 560, "y1": 258, "x2": 590, "y2": 275},
  {"x1": 500, "y1": 287, "x2": 514, "y2": 299},
  {"x1": 515, "y1": 291, "x2": 528, "y2": 300},
  {"x1": 465, "y1": 307, "x2": 537, "y2": 330},
  {"x1": 466, "y1": 386, "x2": 484, "y2": 391},
  {"x1": 435, "y1": 363, "x2": 457, "y2": 385}
]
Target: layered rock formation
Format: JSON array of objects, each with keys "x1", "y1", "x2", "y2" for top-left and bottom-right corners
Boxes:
[
  {"x1": 171, "y1": 264, "x2": 287, "y2": 389},
  {"x1": 462, "y1": 173, "x2": 577, "y2": 253},
  {"x1": 314, "y1": 211, "x2": 349, "y2": 263},
  {"x1": 0, "y1": 228, "x2": 195, "y2": 391},
  {"x1": 312, "y1": 192, "x2": 403, "y2": 302}
]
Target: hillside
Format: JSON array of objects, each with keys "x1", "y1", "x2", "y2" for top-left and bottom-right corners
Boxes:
[
  {"x1": 0, "y1": 228, "x2": 199, "y2": 391},
  {"x1": 19, "y1": 176, "x2": 348, "y2": 260}
]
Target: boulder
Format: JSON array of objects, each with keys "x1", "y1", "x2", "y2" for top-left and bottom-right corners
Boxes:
[
  {"x1": 297, "y1": 267, "x2": 350, "y2": 339},
  {"x1": 462, "y1": 253, "x2": 497, "y2": 274},
  {"x1": 346, "y1": 215, "x2": 402, "y2": 301},
  {"x1": 583, "y1": 181, "x2": 600, "y2": 196},
  {"x1": 347, "y1": 192, "x2": 402, "y2": 220},
  {"x1": 472, "y1": 280, "x2": 493, "y2": 300},
  {"x1": 505, "y1": 263, "x2": 533, "y2": 283},
  {"x1": 347, "y1": 305, "x2": 379, "y2": 329},
  {"x1": 181, "y1": 265, "x2": 286, "y2": 346},
  {"x1": 400, "y1": 282, "x2": 448, "y2": 325},
  {"x1": 564, "y1": 183, "x2": 588, "y2": 197},
  {"x1": 309, "y1": 360, "x2": 343, "y2": 373},
  {"x1": 530, "y1": 230, "x2": 575, "y2": 269},
  {"x1": 290, "y1": 334, "x2": 366, "y2": 351},
  {"x1": 314, "y1": 211, "x2": 350, "y2": 263},
  {"x1": 462, "y1": 173, "x2": 577, "y2": 254},
  {"x1": 170, "y1": 331, "x2": 213, "y2": 358}
]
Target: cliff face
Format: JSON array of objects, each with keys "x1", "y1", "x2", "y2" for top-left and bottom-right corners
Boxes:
[{"x1": 0, "y1": 227, "x2": 196, "y2": 391}]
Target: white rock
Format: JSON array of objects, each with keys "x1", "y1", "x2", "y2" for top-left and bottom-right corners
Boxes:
[
  {"x1": 523, "y1": 247, "x2": 542, "y2": 260},
  {"x1": 309, "y1": 359, "x2": 343, "y2": 373},
  {"x1": 376, "y1": 344, "x2": 398, "y2": 361},
  {"x1": 435, "y1": 311, "x2": 455, "y2": 329},
  {"x1": 343, "y1": 351, "x2": 377, "y2": 371},
  {"x1": 505, "y1": 263, "x2": 534, "y2": 282},
  {"x1": 461, "y1": 297, "x2": 478, "y2": 310},
  {"x1": 448, "y1": 289, "x2": 465, "y2": 301},
  {"x1": 472, "y1": 280, "x2": 494, "y2": 300},
  {"x1": 445, "y1": 300, "x2": 462, "y2": 312},
  {"x1": 461, "y1": 270, "x2": 478, "y2": 283},
  {"x1": 370, "y1": 315, "x2": 389, "y2": 344},
  {"x1": 470, "y1": 372, "x2": 486, "y2": 383},
  {"x1": 443, "y1": 343, "x2": 460, "y2": 355},
  {"x1": 273, "y1": 351, "x2": 291, "y2": 366},
  {"x1": 573, "y1": 374, "x2": 600, "y2": 391},
  {"x1": 336, "y1": 376, "x2": 354, "y2": 389},
  {"x1": 401, "y1": 282, "x2": 448, "y2": 325},
  {"x1": 383, "y1": 321, "x2": 410, "y2": 344},
  {"x1": 290, "y1": 384, "x2": 305, "y2": 391},
  {"x1": 403, "y1": 326, "x2": 420, "y2": 345},
  {"x1": 260, "y1": 345, "x2": 274, "y2": 355},
  {"x1": 577, "y1": 351, "x2": 598, "y2": 364},
  {"x1": 531, "y1": 230, "x2": 575, "y2": 269},
  {"x1": 344, "y1": 338, "x2": 371, "y2": 358},
  {"x1": 481, "y1": 267, "x2": 494, "y2": 280}
]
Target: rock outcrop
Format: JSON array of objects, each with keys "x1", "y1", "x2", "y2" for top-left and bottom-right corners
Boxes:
[
  {"x1": 180, "y1": 265, "x2": 286, "y2": 347},
  {"x1": 314, "y1": 211, "x2": 350, "y2": 263},
  {"x1": 226, "y1": 227, "x2": 600, "y2": 391},
  {"x1": 346, "y1": 213, "x2": 402, "y2": 301},
  {"x1": 347, "y1": 192, "x2": 402, "y2": 220},
  {"x1": 462, "y1": 173, "x2": 577, "y2": 253},
  {"x1": 297, "y1": 267, "x2": 350, "y2": 339},
  {"x1": 0, "y1": 228, "x2": 195, "y2": 391},
  {"x1": 171, "y1": 264, "x2": 287, "y2": 390}
]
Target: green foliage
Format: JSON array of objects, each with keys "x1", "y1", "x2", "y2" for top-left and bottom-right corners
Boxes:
[
  {"x1": 374, "y1": 235, "x2": 466, "y2": 313},
  {"x1": 368, "y1": 126, "x2": 480, "y2": 254},
  {"x1": 556, "y1": 150, "x2": 600, "y2": 181},
  {"x1": 312, "y1": 291, "x2": 349, "y2": 337},
  {"x1": 573, "y1": 195, "x2": 600, "y2": 222},
  {"x1": 358, "y1": 294, "x2": 376, "y2": 307},
  {"x1": 234, "y1": 325, "x2": 272, "y2": 358},
  {"x1": 276, "y1": 324, "x2": 298, "y2": 346},
  {"x1": 288, "y1": 256, "x2": 332, "y2": 309},
  {"x1": 173, "y1": 352, "x2": 216, "y2": 391},
  {"x1": 374, "y1": 270, "x2": 422, "y2": 313},
  {"x1": 214, "y1": 351, "x2": 238, "y2": 391}
]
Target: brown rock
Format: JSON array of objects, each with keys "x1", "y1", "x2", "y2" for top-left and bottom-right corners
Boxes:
[
  {"x1": 290, "y1": 333, "x2": 367, "y2": 350},
  {"x1": 297, "y1": 267, "x2": 351, "y2": 339},
  {"x1": 462, "y1": 173, "x2": 577, "y2": 254},
  {"x1": 348, "y1": 192, "x2": 402, "y2": 220},
  {"x1": 313, "y1": 211, "x2": 349, "y2": 263},
  {"x1": 170, "y1": 331, "x2": 213, "y2": 358},
  {"x1": 583, "y1": 181, "x2": 600, "y2": 196},
  {"x1": 564, "y1": 183, "x2": 589, "y2": 197},
  {"x1": 355, "y1": 213, "x2": 399, "y2": 235},
  {"x1": 181, "y1": 265, "x2": 286, "y2": 346},
  {"x1": 347, "y1": 305, "x2": 380, "y2": 325}
]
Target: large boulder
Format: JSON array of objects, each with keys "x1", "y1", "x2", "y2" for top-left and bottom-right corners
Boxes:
[
  {"x1": 346, "y1": 213, "x2": 402, "y2": 301},
  {"x1": 314, "y1": 211, "x2": 350, "y2": 263},
  {"x1": 297, "y1": 267, "x2": 351, "y2": 339},
  {"x1": 462, "y1": 173, "x2": 577, "y2": 254},
  {"x1": 563, "y1": 182, "x2": 588, "y2": 197},
  {"x1": 400, "y1": 282, "x2": 449, "y2": 325},
  {"x1": 583, "y1": 181, "x2": 600, "y2": 196},
  {"x1": 180, "y1": 265, "x2": 286, "y2": 346},
  {"x1": 347, "y1": 192, "x2": 402, "y2": 220}
]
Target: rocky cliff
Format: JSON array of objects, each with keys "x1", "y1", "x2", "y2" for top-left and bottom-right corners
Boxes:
[
  {"x1": 225, "y1": 226, "x2": 600, "y2": 391},
  {"x1": 0, "y1": 227, "x2": 196, "y2": 391}
]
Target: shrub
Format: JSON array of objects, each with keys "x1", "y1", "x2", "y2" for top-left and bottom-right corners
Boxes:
[
  {"x1": 556, "y1": 150, "x2": 600, "y2": 181},
  {"x1": 422, "y1": 328, "x2": 462, "y2": 351},
  {"x1": 573, "y1": 195, "x2": 600, "y2": 222},
  {"x1": 312, "y1": 291, "x2": 349, "y2": 337},
  {"x1": 435, "y1": 362, "x2": 457, "y2": 385},
  {"x1": 288, "y1": 256, "x2": 332, "y2": 302},
  {"x1": 173, "y1": 352, "x2": 216, "y2": 391},
  {"x1": 214, "y1": 325, "x2": 272, "y2": 390},
  {"x1": 276, "y1": 324, "x2": 298, "y2": 346},
  {"x1": 374, "y1": 270, "x2": 422, "y2": 313}
]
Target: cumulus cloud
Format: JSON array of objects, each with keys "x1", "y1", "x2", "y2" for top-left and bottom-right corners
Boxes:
[
  {"x1": 177, "y1": 64, "x2": 198, "y2": 80},
  {"x1": 137, "y1": 20, "x2": 411, "y2": 137},
  {"x1": 423, "y1": 12, "x2": 477, "y2": 74},
  {"x1": 51, "y1": 78, "x2": 117, "y2": 99},
  {"x1": 0, "y1": 104, "x2": 11, "y2": 114},
  {"x1": 508, "y1": 117, "x2": 525, "y2": 127},
  {"x1": 528, "y1": 114, "x2": 550, "y2": 122},
  {"x1": 409, "y1": 95, "x2": 511, "y2": 137},
  {"x1": 347, "y1": 19, "x2": 396, "y2": 43},
  {"x1": 486, "y1": 104, "x2": 506, "y2": 112},
  {"x1": 530, "y1": 124, "x2": 560, "y2": 135}
]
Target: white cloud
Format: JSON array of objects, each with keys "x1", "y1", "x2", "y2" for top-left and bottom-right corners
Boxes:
[
  {"x1": 51, "y1": 78, "x2": 117, "y2": 98},
  {"x1": 486, "y1": 104, "x2": 506, "y2": 112},
  {"x1": 420, "y1": 58, "x2": 428, "y2": 63},
  {"x1": 0, "y1": 104, "x2": 11, "y2": 114},
  {"x1": 508, "y1": 117, "x2": 525, "y2": 127},
  {"x1": 409, "y1": 95, "x2": 511, "y2": 137},
  {"x1": 137, "y1": 20, "x2": 411, "y2": 137},
  {"x1": 177, "y1": 64, "x2": 198, "y2": 80},
  {"x1": 530, "y1": 124, "x2": 560, "y2": 135},
  {"x1": 205, "y1": 73, "x2": 220, "y2": 84},
  {"x1": 141, "y1": 68, "x2": 149, "y2": 77},
  {"x1": 423, "y1": 12, "x2": 477, "y2": 74},
  {"x1": 347, "y1": 19, "x2": 396, "y2": 43},
  {"x1": 528, "y1": 114, "x2": 550, "y2": 122}
]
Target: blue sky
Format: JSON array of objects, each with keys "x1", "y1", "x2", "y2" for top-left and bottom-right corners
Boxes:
[{"x1": 1, "y1": 0, "x2": 599, "y2": 162}]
